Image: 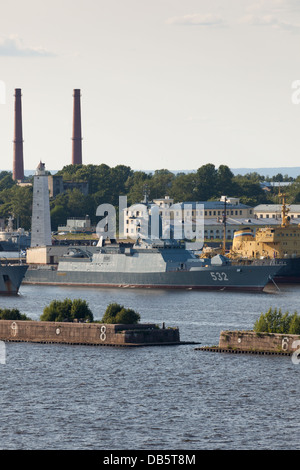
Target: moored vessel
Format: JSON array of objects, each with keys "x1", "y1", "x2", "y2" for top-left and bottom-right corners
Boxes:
[
  {"x1": 24, "y1": 238, "x2": 281, "y2": 291},
  {"x1": 0, "y1": 262, "x2": 28, "y2": 295},
  {"x1": 228, "y1": 192, "x2": 300, "y2": 282}
]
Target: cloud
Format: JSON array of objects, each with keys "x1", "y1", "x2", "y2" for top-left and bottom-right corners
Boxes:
[
  {"x1": 166, "y1": 13, "x2": 224, "y2": 27},
  {"x1": 238, "y1": 14, "x2": 300, "y2": 33},
  {"x1": 0, "y1": 35, "x2": 55, "y2": 57}
]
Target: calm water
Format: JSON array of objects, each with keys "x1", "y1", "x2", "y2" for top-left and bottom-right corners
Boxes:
[{"x1": 0, "y1": 282, "x2": 300, "y2": 450}]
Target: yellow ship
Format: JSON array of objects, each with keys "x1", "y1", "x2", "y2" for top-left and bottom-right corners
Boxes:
[{"x1": 229, "y1": 192, "x2": 300, "y2": 282}]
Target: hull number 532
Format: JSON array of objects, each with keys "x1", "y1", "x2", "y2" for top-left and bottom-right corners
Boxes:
[{"x1": 210, "y1": 272, "x2": 229, "y2": 281}]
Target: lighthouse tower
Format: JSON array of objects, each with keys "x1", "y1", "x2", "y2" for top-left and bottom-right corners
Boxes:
[{"x1": 30, "y1": 161, "x2": 52, "y2": 247}]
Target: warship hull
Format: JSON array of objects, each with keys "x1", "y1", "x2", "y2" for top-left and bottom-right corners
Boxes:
[
  {"x1": 0, "y1": 264, "x2": 28, "y2": 295},
  {"x1": 271, "y1": 258, "x2": 300, "y2": 283},
  {"x1": 24, "y1": 244, "x2": 281, "y2": 291}
]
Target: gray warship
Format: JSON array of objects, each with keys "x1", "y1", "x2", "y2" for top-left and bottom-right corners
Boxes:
[
  {"x1": 0, "y1": 263, "x2": 28, "y2": 295},
  {"x1": 24, "y1": 238, "x2": 281, "y2": 291}
]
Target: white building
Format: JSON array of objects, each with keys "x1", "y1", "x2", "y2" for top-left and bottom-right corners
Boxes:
[
  {"x1": 123, "y1": 196, "x2": 252, "y2": 241},
  {"x1": 254, "y1": 204, "x2": 300, "y2": 220}
]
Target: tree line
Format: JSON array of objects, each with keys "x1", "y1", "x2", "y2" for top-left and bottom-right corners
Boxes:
[{"x1": 1, "y1": 164, "x2": 300, "y2": 231}]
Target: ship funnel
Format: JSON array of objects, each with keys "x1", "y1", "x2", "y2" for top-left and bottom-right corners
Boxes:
[{"x1": 232, "y1": 228, "x2": 254, "y2": 250}]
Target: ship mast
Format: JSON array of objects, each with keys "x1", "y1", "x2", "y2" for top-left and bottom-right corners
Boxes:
[
  {"x1": 222, "y1": 196, "x2": 227, "y2": 255},
  {"x1": 278, "y1": 191, "x2": 290, "y2": 227}
]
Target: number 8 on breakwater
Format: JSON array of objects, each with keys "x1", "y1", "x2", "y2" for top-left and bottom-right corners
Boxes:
[{"x1": 100, "y1": 326, "x2": 106, "y2": 341}]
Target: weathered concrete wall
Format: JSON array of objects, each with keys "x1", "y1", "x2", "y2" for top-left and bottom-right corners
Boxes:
[
  {"x1": 219, "y1": 330, "x2": 300, "y2": 353},
  {"x1": 0, "y1": 320, "x2": 180, "y2": 346}
]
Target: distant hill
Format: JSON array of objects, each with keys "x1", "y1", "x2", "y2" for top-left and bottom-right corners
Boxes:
[
  {"x1": 230, "y1": 167, "x2": 300, "y2": 178},
  {"x1": 3, "y1": 167, "x2": 300, "y2": 178},
  {"x1": 143, "y1": 167, "x2": 300, "y2": 178}
]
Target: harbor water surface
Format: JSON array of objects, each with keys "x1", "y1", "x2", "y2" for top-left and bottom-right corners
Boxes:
[{"x1": 0, "y1": 283, "x2": 300, "y2": 450}]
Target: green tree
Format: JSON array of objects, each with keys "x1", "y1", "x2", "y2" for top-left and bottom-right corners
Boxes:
[
  {"x1": 216, "y1": 165, "x2": 237, "y2": 196},
  {"x1": 288, "y1": 312, "x2": 300, "y2": 334},
  {"x1": 0, "y1": 172, "x2": 15, "y2": 191},
  {"x1": 170, "y1": 172, "x2": 198, "y2": 202},
  {"x1": 0, "y1": 185, "x2": 33, "y2": 230},
  {"x1": 0, "y1": 308, "x2": 31, "y2": 320},
  {"x1": 253, "y1": 308, "x2": 300, "y2": 334},
  {"x1": 40, "y1": 298, "x2": 93, "y2": 322},
  {"x1": 101, "y1": 303, "x2": 140, "y2": 324},
  {"x1": 195, "y1": 164, "x2": 218, "y2": 200},
  {"x1": 149, "y1": 169, "x2": 175, "y2": 200},
  {"x1": 125, "y1": 171, "x2": 151, "y2": 205},
  {"x1": 70, "y1": 299, "x2": 93, "y2": 322}
]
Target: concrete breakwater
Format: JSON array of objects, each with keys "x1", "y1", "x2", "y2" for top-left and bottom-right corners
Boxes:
[
  {"x1": 197, "y1": 330, "x2": 300, "y2": 356},
  {"x1": 0, "y1": 320, "x2": 182, "y2": 347}
]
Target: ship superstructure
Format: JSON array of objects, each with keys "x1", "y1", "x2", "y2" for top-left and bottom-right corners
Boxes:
[{"x1": 229, "y1": 193, "x2": 300, "y2": 281}]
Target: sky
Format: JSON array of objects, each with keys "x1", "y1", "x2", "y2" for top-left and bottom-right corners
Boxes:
[{"x1": 1, "y1": 0, "x2": 300, "y2": 173}]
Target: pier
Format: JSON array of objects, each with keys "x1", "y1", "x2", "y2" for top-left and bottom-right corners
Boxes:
[
  {"x1": 196, "y1": 330, "x2": 300, "y2": 356},
  {"x1": 0, "y1": 320, "x2": 186, "y2": 347}
]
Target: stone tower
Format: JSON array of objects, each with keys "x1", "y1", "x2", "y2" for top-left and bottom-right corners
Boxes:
[{"x1": 30, "y1": 161, "x2": 52, "y2": 247}]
